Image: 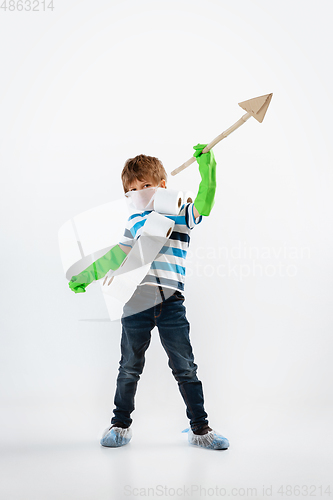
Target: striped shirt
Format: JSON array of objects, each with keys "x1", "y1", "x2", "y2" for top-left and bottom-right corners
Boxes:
[{"x1": 119, "y1": 203, "x2": 202, "y2": 291}]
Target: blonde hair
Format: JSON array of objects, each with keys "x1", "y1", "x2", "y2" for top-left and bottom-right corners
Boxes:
[{"x1": 121, "y1": 154, "x2": 167, "y2": 193}]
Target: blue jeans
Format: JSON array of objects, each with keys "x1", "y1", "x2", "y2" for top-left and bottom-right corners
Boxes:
[{"x1": 111, "y1": 285, "x2": 209, "y2": 432}]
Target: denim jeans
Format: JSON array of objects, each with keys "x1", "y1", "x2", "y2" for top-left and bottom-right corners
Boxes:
[{"x1": 111, "y1": 284, "x2": 209, "y2": 432}]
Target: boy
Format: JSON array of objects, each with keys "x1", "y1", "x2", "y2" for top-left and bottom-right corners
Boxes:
[{"x1": 69, "y1": 144, "x2": 229, "y2": 450}]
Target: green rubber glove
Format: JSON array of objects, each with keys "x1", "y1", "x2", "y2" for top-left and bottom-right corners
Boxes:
[
  {"x1": 69, "y1": 244, "x2": 127, "y2": 293},
  {"x1": 193, "y1": 143, "x2": 217, "y2": 216}
]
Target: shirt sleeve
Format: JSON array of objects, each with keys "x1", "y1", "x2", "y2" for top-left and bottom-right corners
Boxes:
[
  {"x1": 118, "y1": 216, "x2": 135, "y2": 248},
  {"x1": 185, "y1": 202, "x2": 203, "y2": 230}
]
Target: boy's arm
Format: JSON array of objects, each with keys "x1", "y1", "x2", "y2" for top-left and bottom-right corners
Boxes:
[
  {"x1": 69, "y1": 244, "x2": 127, "y2": 293},
  {"x1": 193, "y1": 143, "x2": 217, "y2": 218},
  {"x1": 119, "y1": 243, "x2": 132, "y2": 255},
  {"x1": 192, "y1": 205, "x2": 201, "y2": 221}
]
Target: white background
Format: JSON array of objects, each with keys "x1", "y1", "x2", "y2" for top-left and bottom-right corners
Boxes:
[{"x1": 1, "y1": 1, "x2": 332, "y2": 499}]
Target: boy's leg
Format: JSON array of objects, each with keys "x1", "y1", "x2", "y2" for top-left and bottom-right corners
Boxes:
[
  {"x1": 111, "y1": 290, "x2": 156, "y2": 427},
  {"x1": 156, "y1": 290, "x2": 209, "y2": 433}
]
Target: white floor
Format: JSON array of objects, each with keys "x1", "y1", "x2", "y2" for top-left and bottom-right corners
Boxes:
[{"x1": 1, "y1": 399, "x2": 332, "y2": 500}]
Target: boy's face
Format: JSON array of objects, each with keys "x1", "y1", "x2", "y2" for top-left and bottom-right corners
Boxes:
[{"x1": 127, "y1": 177, "x2": 166, "y2": 192}]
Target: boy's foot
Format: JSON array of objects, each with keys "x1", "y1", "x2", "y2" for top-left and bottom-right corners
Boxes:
[
  {"x1": 182, "y1": 426, "x2": 229, "y2": 450},
  {"x1": 100, "y1": 423, "x2": 132, "y2": 448}
]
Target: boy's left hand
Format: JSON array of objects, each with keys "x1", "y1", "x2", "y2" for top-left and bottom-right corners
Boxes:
[
  {"x1": 193, "y1": 143, "x2": 217, "y2": 217},
  {"x1": 193, "y1": 143, "x2": 215, "y2": 165}
]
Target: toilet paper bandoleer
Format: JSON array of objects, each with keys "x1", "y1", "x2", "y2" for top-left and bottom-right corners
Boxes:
[{"x1": 68, "y1": 143, "x2": 216, "y2": 294}]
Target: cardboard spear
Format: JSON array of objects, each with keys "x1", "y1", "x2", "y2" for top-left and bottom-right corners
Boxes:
[{"x1": 171, "y1": 93, "x2": 273, "y2": 176}]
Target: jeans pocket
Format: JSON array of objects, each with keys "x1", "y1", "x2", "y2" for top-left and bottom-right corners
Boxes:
[{"x1": 173, "y1": 290, "x2": 185, "y2": 301}]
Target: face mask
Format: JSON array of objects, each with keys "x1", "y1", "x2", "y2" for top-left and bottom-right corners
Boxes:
[{"x1": 125, "y1": 186, "x2": 158, "y2": 211}]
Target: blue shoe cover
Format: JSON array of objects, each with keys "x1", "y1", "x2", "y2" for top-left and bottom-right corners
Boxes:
[
  {"x1": 100, "y1": 426, "x2": 132, "y2": 447},
  {"x1": 182, "y1": 427, "x2": 229, "y2": 450}
]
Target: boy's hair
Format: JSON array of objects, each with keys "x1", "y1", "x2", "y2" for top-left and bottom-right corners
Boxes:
[{"x1": 121, "y1": 154, "x2": 167, "y2": 193}]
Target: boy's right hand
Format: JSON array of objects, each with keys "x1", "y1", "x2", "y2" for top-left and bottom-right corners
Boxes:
[
  {"x1": 68, "y1": 245, "x2": 127, "y2": 294},
  {"x1": 69, "y1": 274, "x2": 90, "y2": 293}
]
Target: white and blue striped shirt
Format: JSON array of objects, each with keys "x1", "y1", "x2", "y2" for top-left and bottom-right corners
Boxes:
[{"x1": 119, "y1": 203, "x2": 202, "y2": 291}]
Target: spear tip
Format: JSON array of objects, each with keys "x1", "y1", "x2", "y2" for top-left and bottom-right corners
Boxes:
[{"x1": 238, "y1": 93, "x2": 273, "y2": 123}]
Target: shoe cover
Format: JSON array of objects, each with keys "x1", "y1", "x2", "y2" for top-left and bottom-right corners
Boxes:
[
  {"x1": 100, "y1": 426, "x2": 132, "y2": 447},
  {"x1": 182, "y1": 427, "x2": 229, "y2": 450}
]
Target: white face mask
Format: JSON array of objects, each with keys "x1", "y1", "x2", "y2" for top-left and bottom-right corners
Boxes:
[{"x1": 125, "y1": 186, "x2": 158, "y2": 211}]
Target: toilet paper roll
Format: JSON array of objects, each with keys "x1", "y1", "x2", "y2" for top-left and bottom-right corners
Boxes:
[
  {"x1": 102, "y1": 264, "x2": 152, "y2": 320},
  {"x1": 153, "y1": 188, "x2": 184, "y2": 215},
  {"x1": 101, "y1": 212, "x2": 175, "y2": 320},
  {"x1": 103, "y1": 211, "x2": 174, "y2": 283},
  {"x1": 184, "y1": 191, "x2": 195, "y2": 204}
]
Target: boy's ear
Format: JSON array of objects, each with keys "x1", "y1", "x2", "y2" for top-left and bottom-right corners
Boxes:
[{"x1": 160, "y1": 179, "x2": 166, "y2": 188}]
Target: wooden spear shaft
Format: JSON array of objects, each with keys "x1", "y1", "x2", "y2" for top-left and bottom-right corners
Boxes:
[{"x1": 171, "y1": 112, "x2": 252, "y2": 176}]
